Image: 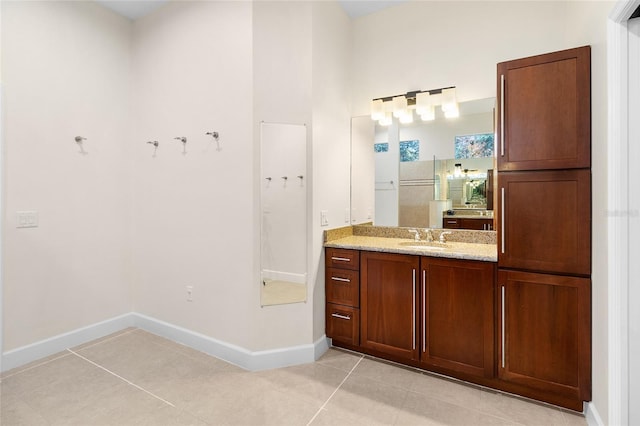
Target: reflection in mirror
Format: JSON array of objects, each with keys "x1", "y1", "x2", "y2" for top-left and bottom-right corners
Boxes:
[
  {"x1": 260, "y1": 123, "x2": 307, "y2": 306},
  {"x1": 351, "y1": 98, "x2": 496, "y2": 229}
]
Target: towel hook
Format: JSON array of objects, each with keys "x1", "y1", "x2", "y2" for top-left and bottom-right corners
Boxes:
[
  {"x1": 206, "y1": 131, "x2": 221, "y2": 151},
  {"x1": 75, "y1": 136, "x2": 88, "y2": 155},
  {"x1": 174, "y1": 136, "x2": 187, "y2": 155}
]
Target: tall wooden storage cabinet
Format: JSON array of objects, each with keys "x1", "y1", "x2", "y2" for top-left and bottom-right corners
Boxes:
[{"x1": 496, "y1": 46, "x2": 592, "y2": 411}]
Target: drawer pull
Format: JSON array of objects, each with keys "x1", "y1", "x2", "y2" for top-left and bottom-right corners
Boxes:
[
  {"x1": 446, "y1": 220, "x2": 457, "y2": 224},
  {"x1": 331, "y1": 313, "x2": 351, "y2": 320},
  {"x1": 331, "y1": 276, "x2": 351, "y2": 283},
  {"x1": 500, "y1": 73, "x2": 505, "y2": 157},
  {"x1": 501, "y1": 285, "x2": 506, "y2": 369},
  {"x1": 331, "y1": 256, "x2": 351, "y2": 262}
]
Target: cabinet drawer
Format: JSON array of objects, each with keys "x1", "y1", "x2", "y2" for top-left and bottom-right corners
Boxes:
[
  {"x1": 326, "y1": 248, "x2": 360, "y2": 270},
  {"x1": 443, "y1": 218, "x2": 460, "y2": 229},
  {"x1": 326, "y1": 303, "x2": 360, "y2": 346},
  {"x1": 326, "y1": 267, "x2": 359, "y2": 307}
]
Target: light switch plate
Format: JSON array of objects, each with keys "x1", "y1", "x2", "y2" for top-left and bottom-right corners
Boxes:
[
  {"x1": 17, "y1": 211, "x2": 38, "y2": 228},
  {"x1": 320, "y1": 210, "x2": 329, "y2": 226}
]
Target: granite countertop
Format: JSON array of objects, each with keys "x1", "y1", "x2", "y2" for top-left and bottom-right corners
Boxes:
[{"x1": 325, "y1": 235, "x2": 497, "y2": 262}]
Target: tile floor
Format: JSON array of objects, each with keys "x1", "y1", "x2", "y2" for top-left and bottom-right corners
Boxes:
[{"x1": 1, "y1": 328, "x2": 587, "y2": 425}]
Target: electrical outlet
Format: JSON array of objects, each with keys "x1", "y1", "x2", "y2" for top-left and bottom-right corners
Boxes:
[
  {"x1": 16, "y1": 211, "x2": 38, "y2": 228},
  {"x1": 186, "y1": 285, "x2": 194, "y2": 302}
]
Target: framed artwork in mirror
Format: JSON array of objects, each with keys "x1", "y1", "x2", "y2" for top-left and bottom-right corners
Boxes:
[
  {"x1": 454, "y1": 133, "x2": 494, "y2": 159},
  {"x1": 374, "y1": 142, "x2": 389, "y2": 153},
  {"x1": 399, "y1": 140, "x2": 419, "y2": 162}
]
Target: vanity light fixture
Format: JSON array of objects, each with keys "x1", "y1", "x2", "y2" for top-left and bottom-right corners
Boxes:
[
  {"x1": 371, "y1": 86, "x2": 459, "y2": 125},
  {"x1": 454, "y1": 163, "x2": 463, "y2": 177}
]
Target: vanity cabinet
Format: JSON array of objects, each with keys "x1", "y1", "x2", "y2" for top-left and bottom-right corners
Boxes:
[
  {"x1": 443, "y1": 217, "x2": 493, "y2": 230},
  {"x1": 325, "y1": 248, "x2": 360, "y2": 346},
  {"x1": 360, "y1": 251, "x2": 420, "y2": 362},
  {"x1": 498, "y1": 270, "x2": 591, "y2": 407},
  {"x1": 419, "y1": 258, "x2": 495, "y2": 378},
  {"x1": 497, "y1": 46, "x2": 591, "y2": 172}
]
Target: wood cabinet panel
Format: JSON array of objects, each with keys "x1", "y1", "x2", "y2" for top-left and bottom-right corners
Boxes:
[
  {"x1": 420, "y1": 258, "x2": 495, "y2": 378},
  {"x1": 326, "y1": 267, "x2": 359, "y2": 307},
  {"x1": 497, "y1": 269, "x2": 591, "y2": 401},
  {"x1": 360, "y1": 252, "x2": 420, "y2": 361},
  {"x1": 443, "y1": 218, "x2": 461, "y2": 229},
  {"x1": 498, "y1": 169, "x2": 591, "y2": 276},
  {"x1": 326, "y1": 247, "x2": 359, "y2": 270},
  {"x1": 443, "y1": 218, "x2": 493, "y2": 230},
  {"x1": 326, "y1": 303, "x2": 360, "y2": 346},
  {"x1": 497, "y1": 46, "x2": 590, "y2": 171}
]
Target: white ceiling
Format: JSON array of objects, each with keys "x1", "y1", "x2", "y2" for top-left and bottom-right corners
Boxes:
[{"x1": 95, "y1": 0, "x2": 407, "y2": 21}]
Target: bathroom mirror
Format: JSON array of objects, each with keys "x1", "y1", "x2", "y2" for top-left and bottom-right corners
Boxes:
[
  {"x1": 260, "y1": 122, "x2": 308, "y2": 306},
  {"x1": 350, "y1": 97, "x2": 496, "y2": 229}
]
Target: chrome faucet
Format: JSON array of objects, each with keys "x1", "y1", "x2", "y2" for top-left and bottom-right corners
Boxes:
[
  {"x1": 424, "y1": 228, "x2": 434, "y2": 242},
  {"x1": 439, "y1": 231, "x2": 453, "y2": 244},
  {"x1": 408, "y1": 229, "x2": 420, "y2": 241}
]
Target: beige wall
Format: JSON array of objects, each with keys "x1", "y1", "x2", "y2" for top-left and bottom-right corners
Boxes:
[
  {"x1": 129, "y1": 1, "x2": 256, "y2": 349},
  {"x1": 1, "y1": 1, "x2": 133, "y2": 351},
  {"x1": 310, "y1": 1, "x2": 353, "y2": 341},
  {"x1": 0, "y1": 0, "x2": 352, "y2": 358}
]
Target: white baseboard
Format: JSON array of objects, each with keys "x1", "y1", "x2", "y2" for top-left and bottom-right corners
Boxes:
[
  {"x1": 1, "y1": 313, "x2": 134, "y2": 372},
  {"x1": 1, "y1": 312, "x2": 330, "y2": 373},
  {"x1": 132, "y1": 312, "x2": 329, "y2": 371},
  {"x1": 585, "y1": 402, "x2": 605, "y2": 426}
]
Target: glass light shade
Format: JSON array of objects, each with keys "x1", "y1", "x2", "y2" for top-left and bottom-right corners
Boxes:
[
  {"x1": 441, "y1": 87, "x2": 458, "y2": 113},
  {"x1": 444, "y1": 103, "x2": 460, "y2": 118},
  {"x1": 420, "y1": 105, "x2": 435, "y2": 121},
  {"x1": 392, "y1": 96, "x2": 408, "y2": 118},
  {"x1": 399, "y1": 111, "x2": 414, "y2": 124},
  {"x1": 415, "y1": 92, "x2": 432, "y2": 115},
  {"x1": 371, "y1": 99, "x2": 384, "y2": 121},
  {"x1": 378, "y1": 112, "x2": 393, "y2": 126}
]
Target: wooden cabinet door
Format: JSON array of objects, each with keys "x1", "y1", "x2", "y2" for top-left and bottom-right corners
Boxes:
[
  {"x1": 420, "y1": 258, "x2": 495, "y2": 378},
  {"x1": 497, "y1": 269, "x2": 591, "y2": 405},
  {"x1": 361, "y1": 252, "x2": 420, "y2": 361},
  {"x1": 497, "y1": 46, "x2": 590, "y2": 171},
  {"x1": 498, "y1": 169, "x2": 591, "y2": 276}
]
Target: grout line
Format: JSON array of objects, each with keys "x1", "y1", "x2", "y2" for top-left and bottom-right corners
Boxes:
[
  {"x1": 1, "y1": 352, "x2": 72, "y2": 381},
  {"x1": 306, "y1": 354, "x2": 365, "y2": 426},
  {"x1": 67, "y1": 348, "x2": 176, "y2": 408},
  {"x1": 72, "y1": 328, "x2": 139, "y2": 352}
]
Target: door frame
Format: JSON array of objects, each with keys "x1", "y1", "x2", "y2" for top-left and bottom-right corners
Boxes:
[{"x1": 607, "y1": 2, "x2": 640, "y2": 425}]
